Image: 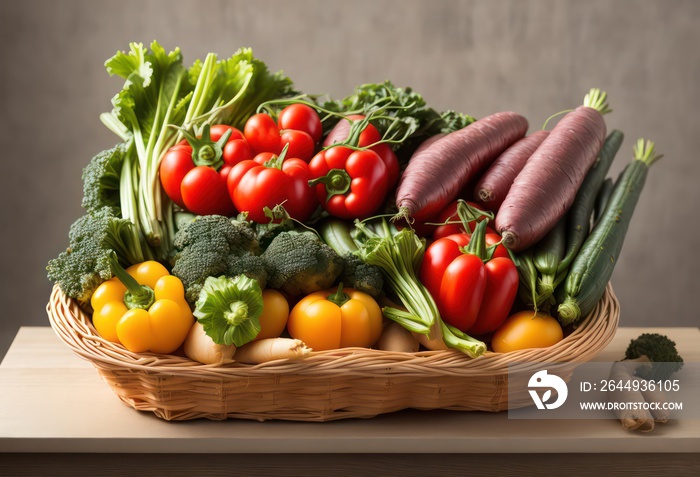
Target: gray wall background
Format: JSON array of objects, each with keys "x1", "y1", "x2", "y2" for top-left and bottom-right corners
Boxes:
[{"x1": 1, "y1": 0, "x2": 698, "y2": 358}]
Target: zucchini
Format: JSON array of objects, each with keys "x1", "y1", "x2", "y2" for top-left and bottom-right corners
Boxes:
[
  {"x1": 557, "y1": 129, "x2": 624, "y2": 273},
  {"x1": 556, "y1": 139, "x2": 662, "y2": 325},
  {"x1": 593, "y1": 177, "x2": 614, "y2": 226},
  {"x1": 533, "y1": 215, "x2": 567, "y2": 298}
]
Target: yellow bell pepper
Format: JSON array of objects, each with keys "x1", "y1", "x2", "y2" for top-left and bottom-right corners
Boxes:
[
  {"x1": 90, "y1": 256, "x2": 194, "y2": 354},
  {"x1": 287, "y1": 283, "x2": 383, "y2": 351}
]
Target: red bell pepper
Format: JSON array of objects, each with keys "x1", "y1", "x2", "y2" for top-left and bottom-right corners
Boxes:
[
  {"x1": 227, "y1": 145, "x2": 318, "y2": 223},
  {"x1": 159, "y1": 124, "x2": 251, "y2": 216},
  {"x1": 308, "y1": 145, "x2": 389, "y2": 219},
  {"x1": 419, "y1": 219, "x2": 518, "y2": 334}
]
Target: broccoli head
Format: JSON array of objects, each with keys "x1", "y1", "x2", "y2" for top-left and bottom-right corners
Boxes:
[
  {"x1": 338, "y1": 253, "x2": 384, "y2": 298},
  {"x1": 170, "y1": 215, "x2": 265, "y2": 305},
  {"x1": 262, "y1": 230, "x2": 344, "y2": 296},
  {"x1": 226, "y1": 253, "x2": 269, "y2": 291},
  {"x1": 47, "y1": 206, "x2": 143, "y2": 311},
  {"x1": 81, "y1": 144, "x2": 126, "y2": 212},
  {"x1": 624, "y1": 333, "x2": 684, "y2": 381}
]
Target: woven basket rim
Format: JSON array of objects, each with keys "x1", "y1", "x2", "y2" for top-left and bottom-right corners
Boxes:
[{"x1": 46, "y1": 283, "x2": 619, "y2": 378}]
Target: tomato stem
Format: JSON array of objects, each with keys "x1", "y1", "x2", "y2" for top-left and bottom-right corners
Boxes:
[
  {"x1": 263, "y1": 143, "x2": 289, "y2": 170},
  {"x1": 308, "y1": 168, "x2": 352, "y2": 203},
  {"x1": 181, "y1": 124, "x2": 232, "y2": 170},
  {"x1": 461, "y1": 219, "x2": 489, "y2": 262}
]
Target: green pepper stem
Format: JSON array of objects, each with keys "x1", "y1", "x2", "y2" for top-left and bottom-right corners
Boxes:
[
  {"x1": 308, "y1": 168, "x2": 352, "y2": 202},
  {"x1": 327, "y1": 282, "x2": 350, "y2": 307},
  {"x1": 462, "y1": 219, "x2": 489, "y2": 261},
  {"x1": 180, "y1": 124, "x2": 233, "y2": 170},
  {"x1": 109, "y1": 253, "x2": 155, "y2": 310},
  {"x1": 224, "y1": 301, "x2": 250, "y2": 327}
]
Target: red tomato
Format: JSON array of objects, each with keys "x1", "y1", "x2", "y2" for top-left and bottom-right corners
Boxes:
[
  {"x1": 280, "y1": 129, "x2": 316, "y2": 162},
  {"x1": 159, "y1": 125, "x2": 243, "y2": 215},
  {"x1": 252, "y1": 152, "x2": 278, "y2": 165},
  {"x1": 244, "y1": 113, "x2": 281, "y2": 156},
  {"x1": 210, "y1": 124, "x2": 245, "y2": 142},
  {"x1": 227, "y1": 156, "x2": 318, "y2": 223},
  {"x1": 180, "y1": 166, "x2": 236, "y2": 216},
  {"x1": 323, "y1": 114, "x2": 382, "y2": 148},
  {"x1": 222, "y1": 138, "x2": 252, "y2": 167},
  {"x1": 277, "y1": 104, "x2": 323, "y2": 143},
  {"x1": 350, "y1": 115, "x2": 382, "y2": 147},
  {"x1": 160, "y1": 150, "x2": 196, "y2": 207}
]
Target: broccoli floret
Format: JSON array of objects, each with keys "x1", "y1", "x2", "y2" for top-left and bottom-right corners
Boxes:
[
  {"x1": 226, "y1": 254, "x2": 269, "y2": 291},
  {"x1": 624, "y1": 333, "x2": 684, "y2": 381},
  {"x1": 47, "y1": 206, "x2": 143, "y2": 311},
  {"x1": 262, "y1": 230, "x2": 344, "y2": 296},
  {"x1": 81, "y1": 144, "x2": 126, "y2": 212},
  {"x1": 338, "y1": 253, "x2": 384, "y2": 298},
  {"x1": 170, "y1": 215, "x2": 264, "y2": 305}
]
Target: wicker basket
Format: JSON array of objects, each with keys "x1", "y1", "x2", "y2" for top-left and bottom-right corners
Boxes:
[{"x1": 47, "y1": 283, "x2": 619, "y2": 422}]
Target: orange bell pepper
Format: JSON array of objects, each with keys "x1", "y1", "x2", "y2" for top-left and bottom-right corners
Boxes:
[
  {"x1": 287, "y1": 283, "x2": 383, "y2": 351},
  {"x1": 90, "y1": 255, "x2": 194, "y2": 354}
]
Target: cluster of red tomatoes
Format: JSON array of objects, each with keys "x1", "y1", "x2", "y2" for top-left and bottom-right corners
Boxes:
[
  {"x1": 159, "y1": 105, "x2": 559, "y2": 351},
  {"x1": 159, "y1": 103, "x2": 399, "y2": 224}
]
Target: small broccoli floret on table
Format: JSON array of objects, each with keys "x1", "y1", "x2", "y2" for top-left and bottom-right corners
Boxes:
[
  {"x1": 338, "y1": 253, "x2": 384, "y2": 298},
  {"x1": 46, "y1": 206, "x2": 143, "y2": 311},
  {"x1": 171, "y1": 215, "x2": 264, "y2": 305},
  {"x1": 624, "y1": 333, "x2": 684, "y2": 381},
  {"x1": 262, "y1": 230, "x2": 344, "y2": 296}
]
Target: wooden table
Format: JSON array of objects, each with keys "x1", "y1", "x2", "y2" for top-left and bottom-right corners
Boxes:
[{"x1": 1, "y1": 326, "x2": 698, "y2": 476}]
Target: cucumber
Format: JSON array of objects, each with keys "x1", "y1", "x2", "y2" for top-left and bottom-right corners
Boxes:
[
  {"x1": 556, "y1": 139, "x2": 662, "y2": 325},
  {"x1": 557, "y1": 130, "x2": 624, "y2": 273}
]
